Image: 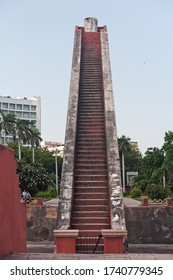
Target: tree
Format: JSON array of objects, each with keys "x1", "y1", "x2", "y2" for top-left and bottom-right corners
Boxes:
[
  {"x1": 125, "y1": 144, "x2": 142, "y2": 173},
  {"x1": 162, "y1": 131, "x2": 173, "y2": 186},
  {"x1": 118, "y1": 135, "x2": 131, "y2": 192},
  {"x1": 132, "y1": 147, "x2": 164, "y2": 192},
  {"x1": 13, "y1": 119, "x2": 32, "y2": 160},
  {"x1": 8, "y1": 142, "x2": 63, "y2": 196},
  {"x1": 17, "y1": 161, "x2": 55, "y2": 195},
  {"x1": 29, "y1": 128, "x2": 42, "y2": 162},
  {"x1": 0, "y1": 110, "x2": 16, "y2": 145}
]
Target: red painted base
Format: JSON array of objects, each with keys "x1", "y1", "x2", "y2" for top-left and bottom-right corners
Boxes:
[
  {"x1": 101, "y1": 229, "x2": 127, "y2": 254},
  {"x1": 104, "y1": 237, "x2": 124, "y2": 254},
  {"x1": 54, "y1": 229, "x2": 79, "y2": 254},
  {"x1": 55, "y1": 237, "x2": 76, "y2": 253}
]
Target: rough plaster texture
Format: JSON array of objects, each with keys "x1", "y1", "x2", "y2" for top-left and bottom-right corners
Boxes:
[
  {"x1": 125, "y1": 207, "x2": 173, "y2": 244},
  {"x1": 100, "y1": 29, "x2": 126, "y2": 230},
  {"x1": 57, "y1": 29, "x2": 82, "y2": 230}
]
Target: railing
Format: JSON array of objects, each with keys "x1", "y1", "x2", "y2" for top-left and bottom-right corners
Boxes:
[
  {"x1": 141, "y1": 198, "x2": 173, "y2": 206},
  {"x1": 76, "y1": 234, "x2": 104, "y2": 254}
]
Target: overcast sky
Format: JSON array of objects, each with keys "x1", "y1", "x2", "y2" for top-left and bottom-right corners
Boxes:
[{"x1": 0, "y1": 0, "x2": 173, "y2": 154}]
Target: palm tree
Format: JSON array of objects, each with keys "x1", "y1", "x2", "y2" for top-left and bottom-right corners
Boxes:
[
  {"x1": 14, "y1": 119, "x2": 31, "y2": 160},
  {"x1": 0, "y1": 110, "x2": 16, "y2": 145},
  {"x1": 29, "y1": 128, "x2": 42, "y2": 162},
  {"x1": 118, "y1": 135, "x2": 131, "y2": 192}
]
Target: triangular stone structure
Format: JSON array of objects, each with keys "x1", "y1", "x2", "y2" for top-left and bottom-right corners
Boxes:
[{"x1": 54, "y1": 18, "x2": 127, "y2": 254}]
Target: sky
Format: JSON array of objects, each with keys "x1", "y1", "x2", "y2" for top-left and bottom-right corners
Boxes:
[{"x1": 0, "y1": 0, "x2": 173, "y2": 154}]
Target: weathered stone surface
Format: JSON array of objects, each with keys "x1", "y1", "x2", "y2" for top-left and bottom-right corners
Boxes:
[
  {"x1": 27, "y1": 205, "x2": 173, "y2": 244},
  {"x1": 27, "y1": 206, "x2": 58, "y2": 241},
  {"x1": 84, "y1": 17, "x2": 98, "y2": 32},
  {"x1": 101, "y1": 28, "x2": 126, "y2": 231},
  {"x1": 57, "y1": 29, "x2": 82, "y2": 229},
  {"x1": 125, "y1": 207, "x2": 173, "y2": 244}
]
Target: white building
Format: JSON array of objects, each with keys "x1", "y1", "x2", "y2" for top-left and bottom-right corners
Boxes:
[
  {"x1": 41, "y1": 141, "x2": 64, "y2": 157},
  {"x1": 0, "y1": 96, "x2": 41, "y2": 142}
]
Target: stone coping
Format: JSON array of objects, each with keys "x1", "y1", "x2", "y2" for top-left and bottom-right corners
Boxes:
[
  {"x1": 53, "y1": 229, "x2": 79, "y2": 238},
  {"x1": 101, "y1": 229, "x2": 127, "y2": 237}
]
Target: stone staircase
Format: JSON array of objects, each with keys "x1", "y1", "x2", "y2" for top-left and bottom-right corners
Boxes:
[{"x1": 71, "y1": 31, "x2": 110, "y2": 252}]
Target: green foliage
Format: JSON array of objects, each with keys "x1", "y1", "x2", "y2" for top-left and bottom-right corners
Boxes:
[
  {"x1": 146, "y1": 184, "x2": 170, "y2": 200},
  {"x1": 36, "y1": 187, "x2": 57, "y2": 198},
  {"x1": 8, "y1": 142, "x2": 63, "y2": 196},
  {"x1": 131, "y1": 147, "x2": 164, "y2": 192},
  {"x1": 17, "y1": 161, "x2": 55, "y2": 196},
  {"x1": 123, "y1": 192, "x2": 129, "y2": 197},
  {"x1": 125, "y1": 145, "x2": 142, "y2": 173},
  {"x1": 130, "y1": 187, "x2": 142, "y2": 199}
]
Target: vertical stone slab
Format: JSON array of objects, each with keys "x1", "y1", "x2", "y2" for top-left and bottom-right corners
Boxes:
[
  {"x1": 84, "y1": 17, "x2": 98, "y2": 32},
  {"x1": 100, "y1": 28, "x2": 126, "y2": 231},
  {"x1": 57, "y1": 28, "x2": 82, "y2": 229}
]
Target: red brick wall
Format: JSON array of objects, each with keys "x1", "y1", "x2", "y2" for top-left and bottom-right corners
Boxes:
[{"x1": 0, "y1": 145, "x2": 26, "y2": 258}]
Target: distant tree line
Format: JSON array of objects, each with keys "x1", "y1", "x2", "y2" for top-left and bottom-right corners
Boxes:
[
  {"x1": 118, "y1": 132, "x2": 173, "y2": 200},
  {"x1": 0, "y1": 110, "x2": 62, "y2": 196}
]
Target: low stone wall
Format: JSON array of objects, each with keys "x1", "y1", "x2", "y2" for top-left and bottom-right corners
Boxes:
[
  {"x1": 124, "y1": 206, "x2": 173, "y2": 244},
  {"x1": 27, "y1": 205, "x2": 58, "y2": 241},
  {"x1": 26, "y1": 204, "x2": 173, "y2": 244}
]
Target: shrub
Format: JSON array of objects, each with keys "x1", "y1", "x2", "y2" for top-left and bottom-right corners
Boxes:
[
  {"x1": 146, "y1": 184, "x2": 169, "y2": 200},
  {"x1": 36, "y1": 187, "x2": 57, "y2": 198},
  {"x1": 123, "y1": 192, "x2": 129, "y2": 197},
  {"x1": 130, "y1": 187, "x2": 142, "y2": 199}
]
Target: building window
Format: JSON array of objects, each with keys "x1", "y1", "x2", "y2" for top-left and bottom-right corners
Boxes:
[
  {"x1": 2, "y1": 103, "x2": 8, "y2": 109},
  {"x1": 10, "y1": 111, "x2": 15, "y2": 115},
  {"x1": 31, "y1": 105, "x2": 36, "y2": 111},
  {"x1": 23, "y1": 112, "x2": 29, "y2": 118},
  {"x1": 16, "y1": 112, "x2": 22, "y2": 118},
  {"x1": 23, "y1": 104, "x2": 30, "y2": 111},
  {"x1": 2, "y1": 110, "x2": 8, "y2": 115},
  {"x1": 30, "y1": 112, "x2": 36, "y2": 119},
  {"x1": 17, "y1": 104, "x2": 22, "y2": 110},
  {"x1": 9, "y1": 103, "x2": 15, "y2": 109}
]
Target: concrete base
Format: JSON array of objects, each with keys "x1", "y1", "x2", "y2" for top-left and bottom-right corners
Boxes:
[
  {"x1": 53, "y1": 230, "x2": 79, "y2": 253},
  {"x1": 101, "y1": 229, "x2": 127, "y2": 254}
]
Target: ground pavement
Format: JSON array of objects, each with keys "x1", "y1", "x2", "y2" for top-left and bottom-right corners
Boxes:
[{"x1": 2, "y1": 242, "x2": 173, "y2": 260}]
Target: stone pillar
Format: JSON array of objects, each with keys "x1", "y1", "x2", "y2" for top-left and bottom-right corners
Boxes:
[
  {"x1": 102, "y1": 229, "x2": 127, "y2": 254},
  {"x1": 84, "y1": 17, "x2": 98, "y2": 32},
  {"x1": 54, "y1": 230, "x2": 79, "y2": 253}
]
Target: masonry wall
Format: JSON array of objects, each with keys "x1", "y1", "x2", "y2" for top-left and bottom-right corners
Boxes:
[
  {"x1": 0, "y1": 145, "x2": 26, "y2": 258},
  {"x1": 27, "y1": 205, "x2": 58, "y2": 241},
  {"x1": 26, "y1": 204, "x2": 173, "y2": 244},
  {"x1": 125, "y1": 206, "x2": 173, "y2": 244}
]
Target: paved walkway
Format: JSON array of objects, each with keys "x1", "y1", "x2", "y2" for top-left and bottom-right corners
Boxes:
[
  {"x1": 2, "y1": 242, "x2": 173, "y2": 260},
  {"x1": 3, "y1": 252, "x2": 173, "y2": 260},
  {"x1": 44, "y1": 198, "x2": 141, "y2": 207}
]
